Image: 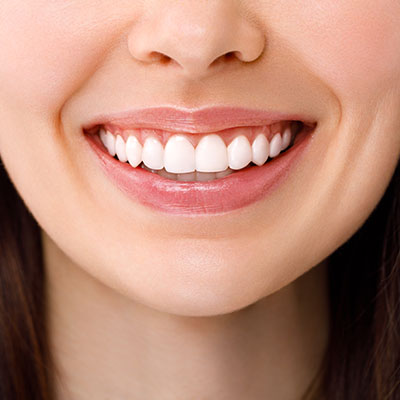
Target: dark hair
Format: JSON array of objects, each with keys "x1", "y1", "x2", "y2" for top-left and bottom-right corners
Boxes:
[
  {"x1": 0, "y1": 160, "x2": 54, "y2": 400},
  {"x1": 0, "y1": 155, "x2": 399, "y2": 400}
]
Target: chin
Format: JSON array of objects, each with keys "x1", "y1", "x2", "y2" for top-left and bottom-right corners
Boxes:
[{"x1": 100, "y1": 241, "x2": 291, "y2": 317}]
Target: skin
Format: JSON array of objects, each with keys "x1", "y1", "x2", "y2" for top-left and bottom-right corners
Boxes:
[{"x1": 0, "y1": 0, "x2": 400, "y2": 398}]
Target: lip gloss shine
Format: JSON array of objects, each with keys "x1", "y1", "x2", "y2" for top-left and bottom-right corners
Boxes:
[{"x1": 84, "y1": 106, "x2": 316, "y2": 215}]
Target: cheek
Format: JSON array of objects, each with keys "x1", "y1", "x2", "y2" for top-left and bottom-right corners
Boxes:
[
  {"x1": 285, "y1": 0, "x2": 400, "y2": 100},
  {"x1": 0, "y1": 1, "x2": 123, "y2": 114}
]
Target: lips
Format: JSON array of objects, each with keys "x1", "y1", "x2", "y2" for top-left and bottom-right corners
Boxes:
[
  {"x1": 83, "y1": 106, "x2": 317, "y2": 215},
  {"x1": 82, "y1": 106, "x2": 316, "y2": 133}
]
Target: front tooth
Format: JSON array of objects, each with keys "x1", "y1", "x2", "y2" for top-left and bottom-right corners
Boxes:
[
  {"x1": 164, "y1": 135, "x2": 195, "y2": 173},
  {"x1": 115, "y1": 135, "x2": 128, "y2": 162},
  {"x1": 252, "y1": 134, "x2": 269, "y2": 166},
  {"x1": 269, "y1": 133, "x2": 282, "y2": 158},
  {"x1": 105, "y1": 131, "x2": 116, "y2": 156},
  {"x1": 227, "y1": 136, "x2": 252, "y2": 170},
  {"x1": 281, "y1": 128, "x2": 291, "y2": 150},
  {"x1": 195, "y1": 134, "x2": 228, "y2": 172},
  {"x1": 126, "y1": 136, "x2": 142, "y2": 168},
  {"x1": 142, "y1": 137, "x2": 164, "y2": 170}
]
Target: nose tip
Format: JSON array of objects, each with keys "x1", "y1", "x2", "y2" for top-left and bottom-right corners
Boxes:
[{"x1": 127, "y1": 2, "x2": 265, "y2": 79}]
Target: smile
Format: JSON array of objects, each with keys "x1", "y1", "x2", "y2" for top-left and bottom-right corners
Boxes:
[{"x1": 83, "y1": 107, "x2": 317, "y2": 215}]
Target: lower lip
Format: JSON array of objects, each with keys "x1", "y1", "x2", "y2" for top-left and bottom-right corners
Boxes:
[{"x1": 85, "y1": 129, "x2": 314, "y2": 215}]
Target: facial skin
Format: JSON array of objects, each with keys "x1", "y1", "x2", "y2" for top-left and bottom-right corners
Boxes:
[
  {"x1": 1, "y1": 0, "x2": 399, "y2": 314},
  {"x1": 0, "y1": 1, "x2": 400, "y2": 398}
]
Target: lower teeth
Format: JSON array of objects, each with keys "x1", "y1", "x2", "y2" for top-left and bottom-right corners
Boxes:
[{"x1": 140, "y1": 164, "x2": 236, "y2": 182}]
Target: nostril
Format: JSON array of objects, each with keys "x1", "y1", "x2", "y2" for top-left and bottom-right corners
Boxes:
[
  {"x1": 158, "y1": 54, "x2": 173, "y2": 65},
  {"x1": 147, "y1": 51, "x2": 173, "y2": 64},
  {"x1": 209, "y1": 51, "x2": 239, "y2": 68},
  {"x1": 224, "y1": 51, "x2": 236, "y2": 60}
]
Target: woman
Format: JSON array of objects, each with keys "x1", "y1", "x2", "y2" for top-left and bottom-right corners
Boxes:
[{"x1": 0, "y1": 1, "x2": 399, "y2": 399}]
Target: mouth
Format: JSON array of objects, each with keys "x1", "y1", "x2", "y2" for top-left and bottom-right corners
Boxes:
[{"x1": 83, "y1": 106, "x2": 317, "y2": 215}]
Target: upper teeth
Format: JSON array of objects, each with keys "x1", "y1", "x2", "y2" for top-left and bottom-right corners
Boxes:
[{"x1": 99, "y1": 127, "x2": 293, "y2": 174}]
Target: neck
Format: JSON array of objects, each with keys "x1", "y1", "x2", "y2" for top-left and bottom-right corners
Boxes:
[{"x1": 43, "y1": 231, "x2": 329, "y2": 400}]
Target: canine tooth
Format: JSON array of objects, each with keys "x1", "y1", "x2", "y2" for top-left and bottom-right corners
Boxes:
[
  {"x1": 142, "y1": 137, "x2": 164, "y2": 170},
  {"x1": 105, "y1": 131, "x2": 116, "y2": 156},
  {"x1": 227, "y1": 135, "x2": 252, "y2": 170},
  {"x1": 115, "y1": 135, "x2": 128, "y2": 162},
  {"x1": 252, "y1": 134, "x2": 269, "y2": 166},
  {"x1": 269, "y1": 133, "x2": 282, "y2": 158},
  {"x1": 195, "y1": 134, "x2": 228, "y2": 173},
  {"x1": 126, "y1": 136, "x2": 142, "y2": 168},
  {"x1": 196, "y1": 171, "x2": 217, "y2": 181},
  {"x1": 164, "y1": 135, "x2": 195, "y2": 174},
  {"x1": 281, "y1": 128, "x2": 291, "y2": 150}
]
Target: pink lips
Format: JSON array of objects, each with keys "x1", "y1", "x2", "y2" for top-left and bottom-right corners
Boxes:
[
  {"x1": 83, "y1": 106, "x2": 316, "y2": 133},
  {"x1": 83, "y1": 106, "x2": 316, "y2": 215}
]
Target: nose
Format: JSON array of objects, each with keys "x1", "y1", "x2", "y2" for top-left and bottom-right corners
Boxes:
[{"x1": 127, "y1": 1, "x2": 266, "y2": 79}]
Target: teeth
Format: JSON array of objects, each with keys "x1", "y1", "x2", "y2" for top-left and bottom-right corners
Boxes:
[
  {"x1": 115, "y1": 135, "x2": 128, "y2": 162},
  {"x1": 98, "y1": 123, "x2": 299, "y2": 181},
  {"x1": 102, "y1": 129, "x2": 116, "y2": 156},
  {"x1": 177, "y1": 172, "x2": 196, "y2": 182},
  {"x1": 252, "y1": 134, "x2": 269, "y2": 166},
  {"x1": 142, "y1": 137, "x2": 164, "y2": 170},
  {"x1": 142, "y1": 168, "x2": 232, "y2": 182},
  {"x1": 99, "y1": 128, "x2": 107, "y2": 147},
  {"x1": 216, "y1": 168, "x2": 234, "y2": 178},
  {"x1": 269, "y1": 133, "x2": 282, "y2": 158},
  {"x1": 157, "y1": 168, "x2": 178, "y2": 181},
  {"x1": 195, "y1": 172, "x2": 217, "y2": 182},
  {"x1": 195, "y1": 134, "x2": 228, "y2": 173},
  {"x1": 164, "y1": 135, "x2": 195, "y2": 174},
  {"x1": 281, "y1": 128, "x2": 291, "y2": 151},
  {"x1": 227, "y1": 135, "x2": 252, "y2": 170},
  {"x1": 126, "y1": 136, "x2": 142, "y2": 168}
]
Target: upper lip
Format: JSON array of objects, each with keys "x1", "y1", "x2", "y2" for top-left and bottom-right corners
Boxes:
[{"x1": 82, "y1": 106, "x2": 316, "y2": 134}]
